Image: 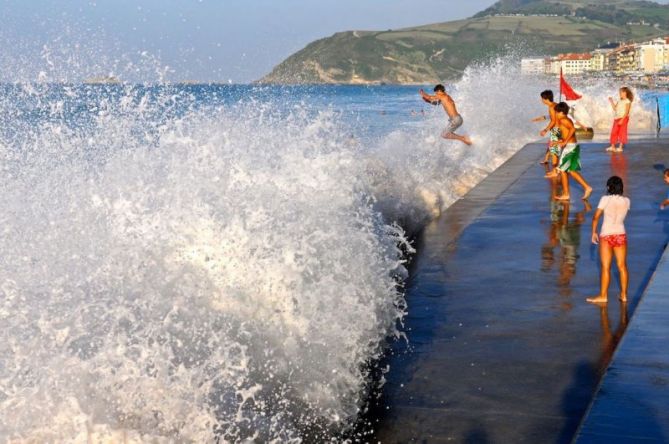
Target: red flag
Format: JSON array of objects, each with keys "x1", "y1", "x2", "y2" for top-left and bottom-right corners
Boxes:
[{"x1": 560, "y1": 68, "x2": 582, "y2": 101}]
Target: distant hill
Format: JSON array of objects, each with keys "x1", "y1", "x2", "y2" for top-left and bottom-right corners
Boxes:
[
  {"x1": 260, "y1": 0, "x2": 669, "y2": 84},
  {"x1": 476, "y1": 0, "x2": 669, "y2": 27}
]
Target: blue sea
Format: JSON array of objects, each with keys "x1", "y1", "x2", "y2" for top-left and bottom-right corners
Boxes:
[{"x1": 0, "y1": 66, "x2": 661, "y2": 441}]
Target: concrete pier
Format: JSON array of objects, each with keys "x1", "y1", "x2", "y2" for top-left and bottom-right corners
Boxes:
[
  {"x1": 574, "y1": 247, "x2": 669, "y2": 444},
  {"x1": 368, "y1": 139, "x2": 669, "y2": 443}
]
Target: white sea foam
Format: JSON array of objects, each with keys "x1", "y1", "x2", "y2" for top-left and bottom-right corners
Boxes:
[
  {"x1": 568, "y1": 81, "x2": 655, "y2": 132},
  {"x1": 0, "y1": 95, "x2": 410, "y2": 442},
  {"x1": 0, "y1": 58, "x2": 658, "y2": 442},
  {"x1": 366, "y1": 58, "x2": 546, "y2": 224}
]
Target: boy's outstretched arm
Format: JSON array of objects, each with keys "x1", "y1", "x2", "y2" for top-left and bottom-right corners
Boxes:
[
  {"x1": 541, "y1": 108, "x2": 557, "y2": 135},
  {"x1": 419, "y1": 89, "x2": 439, "y2": 105}
]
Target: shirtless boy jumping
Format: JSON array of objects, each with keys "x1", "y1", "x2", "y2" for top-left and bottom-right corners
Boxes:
[{"x1": 420, "y1": 85, "x2": 472, "y2": 146}]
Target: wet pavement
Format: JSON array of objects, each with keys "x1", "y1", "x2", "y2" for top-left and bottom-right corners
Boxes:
[
  {"x1": 574, "y1": 247, "x2": 669, "y2": 444},
  {"x1": 369, "y1": 139, "x2": 669, "y2": 443}
]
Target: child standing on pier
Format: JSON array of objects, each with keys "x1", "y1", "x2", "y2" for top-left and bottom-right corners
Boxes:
[
  {"x1": 532, "y1": 90, "x2": 560, "y2": 169},
  {"x1": 552, "y1": 102, "x2": 593, "y2": 201},
  {"x1": 607, "y1": 87, "x2": 633, "y2": 153},
  {"x1": 588, "y1": 176, "x2": 630, "y2": 304}
]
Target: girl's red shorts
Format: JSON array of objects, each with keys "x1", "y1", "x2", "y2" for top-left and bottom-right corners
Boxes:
[{"x1": 601, "y1": 233, "x2": 627, "y2": 248}]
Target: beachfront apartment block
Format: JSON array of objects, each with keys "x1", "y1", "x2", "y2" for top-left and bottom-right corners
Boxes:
[
  {"x1": 543, "y1": 53, "x2": 593, "y2": 75},
  {"x1": 590, "y1": 47, "x2": 615, "y2": 72},
  {"x1": 560, "y1": 53, "x2": 593, "y2": 75},
  {"x1": 636, "y1": 38, "x2": 669, "y2": 73},
  {"x1": 613, "y1": 44, "x2": 639, "y2": 74},
  {"x1": 520, "y1": 57, "x2": 545, "y2": 76},
  {"x1": 525, "y1": 36, "x2": 669, "y2": 76}
]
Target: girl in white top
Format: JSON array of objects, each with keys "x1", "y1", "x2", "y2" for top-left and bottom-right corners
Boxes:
[
  {"x1": 588, "y1": 176, "x2": 630, "y2": 304},
  {"x1": 607, "y1": 87, "x2": 633, "y2": 153}
]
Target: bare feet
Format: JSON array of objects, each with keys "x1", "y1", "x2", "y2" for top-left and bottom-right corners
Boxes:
[
  {"x1": 619, "y1": 294, "x2": 628, "y2": 302},
  {"x1": 556, "y1": 194, "x2": 570, "y2": 201},
  {"x1": 582, "y1": 187, "x2": 593, "y2": 200},
  {"x1": 442, "y1": 133, "x2": 472, "y2": 146},
  {"x1": 587, "y1": 296, "x2": 608, "y2": 304},
  {"x1": 605, "y1": 145, "x2": 616, "y2": 152},
  {"x1": 540, "y1": 160, "x2": 548, "y2": 165}
]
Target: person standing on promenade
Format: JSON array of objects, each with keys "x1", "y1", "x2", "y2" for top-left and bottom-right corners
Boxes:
[
  {"x1": 420, "y1": 85, "x2": 472, "y2": 146},
  {"x1": 607, "y1": 87, "x2": 633, "y2": 153},
  {"x1": 661, "y1": 169, "x2": 669, "y2": 210},
  {"x1": 552, "y1": 102, "x2": 593, "y2": 201},
  {"x1": 531, "y1": 90, "x2": 560, "y2": 169},
  {"x1": 588, "y1": 176, "x2": 630, "y2": 304}
]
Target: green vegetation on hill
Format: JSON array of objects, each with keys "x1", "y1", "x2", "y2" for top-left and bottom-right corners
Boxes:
[
  {"x1": 476, "y1": 0, "x2": 669, "y2": 27},
  {"x1": 260, "y1": 0, "x2": 669, "y2": 84}
]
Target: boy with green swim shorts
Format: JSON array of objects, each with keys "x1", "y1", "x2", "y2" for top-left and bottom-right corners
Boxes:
[{"x1": 551, "y1": 102, "x2": 593, "y2": 201}]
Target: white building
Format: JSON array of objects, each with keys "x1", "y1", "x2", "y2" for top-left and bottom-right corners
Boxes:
[
  {"x1": 546, "y1": 53, "x2": 592, "y2": 75},
  {"x1": 520, "y1": 57, "x2": 546, "y2": 76},
  {"x1": 560, "y1": 53, "x2": 593, "y2": 75},
  {"x1": 590, "y1": 48, "x2": 615, "y2": 72},
  {"x1": 637, "y1": 38, "x2": 669, "y2": 73},
  {"x1": 545, "y1": 57, "x2": 560, "y2": 75}
]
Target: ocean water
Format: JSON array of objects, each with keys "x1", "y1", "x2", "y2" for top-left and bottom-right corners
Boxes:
[{"x1": 0, "y1": 62, "x2": 659, "y2": 442}]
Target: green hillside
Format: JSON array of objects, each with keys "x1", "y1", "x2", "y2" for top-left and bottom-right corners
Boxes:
[
  {"x1": 477, "y1": 0, "x2": 669, "y2": 27},
  {"x1": 260, "y1": 0, "x2": 669, "y2": 84}
]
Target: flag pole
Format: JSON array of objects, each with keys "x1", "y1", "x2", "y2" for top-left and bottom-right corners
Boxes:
[{"x1": 559, "y1": 67, "x2": 563, "y2": 102}]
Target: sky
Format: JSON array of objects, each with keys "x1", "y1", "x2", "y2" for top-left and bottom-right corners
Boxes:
[{"x1": 0, "y1": 0, "x2": 499, "y2": 82}]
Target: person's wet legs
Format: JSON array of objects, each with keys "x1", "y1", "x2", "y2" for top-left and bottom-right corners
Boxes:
[
  {"x1": 568, "y1": 171, "x2": 592, "y2": 200},
  {"x1": 556, "y1": 171, "x2": 570, "y2": 200},
  {"x1": 588, "y1": 241, "x2": 613, "y2": 304},
  {"x1": 613, "y1": 245, "x2": 628, "y2": 301},
  {"x1": 443, "y1": 131, "x2": 472, "y2": 146}
]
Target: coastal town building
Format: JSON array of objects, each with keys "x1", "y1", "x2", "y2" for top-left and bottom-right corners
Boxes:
[
  {"x1": 612, "y1": 44, "x2": 638, "y2": 74},
  {"x1": 524, "y1": 36, "x2": 669, "y2": 76},
  {"x1": 545, "y1": 53, "x2": 592, "y2": 75},
  {"x1": 590, "y1": 47, "x2": 615, "y2": 72},
  {"x1": 636, "y1": 38, "x2": 669, "y2": 73},
  {"x1": 545, "y1": 57, "x2": 559, "y2": 75},
  {"x1": 520, "y1": 57, "x2": 545, "y2": 76},
  {"x1": 607, "y1": 48, "x2": 620, "y2": 74},
  {"x1": 590, "y1": 51, "x2": 606, "y2": 72}
]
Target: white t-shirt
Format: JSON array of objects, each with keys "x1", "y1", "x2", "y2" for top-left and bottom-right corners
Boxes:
[
  {"x1": 598, "y1": 195, "x2": 630, "y2": 236},
  {"x1": 615, "y1": 98, "x2": 631, "y2": 119}
]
